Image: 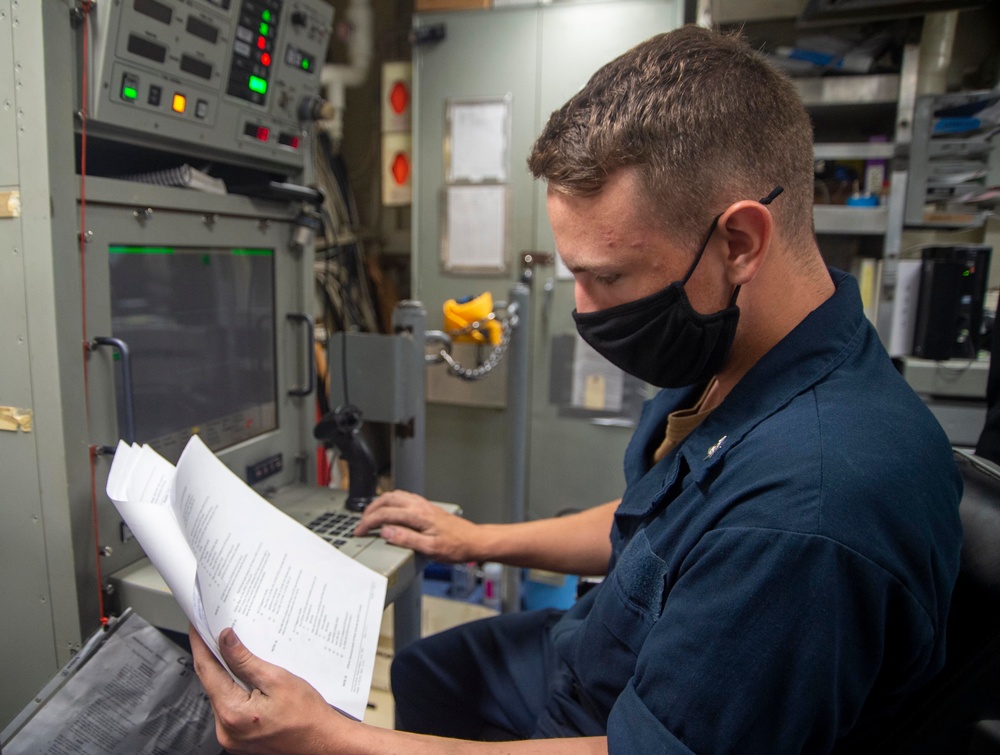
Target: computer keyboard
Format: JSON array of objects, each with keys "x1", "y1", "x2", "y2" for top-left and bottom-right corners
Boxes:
[{"x1": 306, "y1": 511, "x2": 363, "y2": 548}]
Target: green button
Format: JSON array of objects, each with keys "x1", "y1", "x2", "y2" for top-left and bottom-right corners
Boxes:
[{"x1": 248, "y1": 75, "x2": 267, "y2": 94}]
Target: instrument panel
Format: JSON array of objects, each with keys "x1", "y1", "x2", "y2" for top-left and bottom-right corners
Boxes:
[{"x1": 87, "y1": 0, "x2": 334, "y2": 171}]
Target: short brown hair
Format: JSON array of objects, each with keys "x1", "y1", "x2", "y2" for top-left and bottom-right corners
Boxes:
[{"x1": 528, "y1": 25, "x2": 815, "y2": 248}]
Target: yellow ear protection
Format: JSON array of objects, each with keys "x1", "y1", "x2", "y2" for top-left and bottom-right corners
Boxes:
[{"x1": 443, "y1": 292, "x2": 502, "y2": 346}]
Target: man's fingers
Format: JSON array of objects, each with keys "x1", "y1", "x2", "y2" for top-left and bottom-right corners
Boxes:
[
  {"x1": 357, "y1": 503, "x2": 434, "y2": 536},
  {"x1": 217, "y1": 628, "x2": 274, "y2": 693},
  {"x1": 379, "y1": 525, "x2": 439, "y2": 556},
  {"x1": 189, "y1": 626, "x2": 246, "y2": 698}
]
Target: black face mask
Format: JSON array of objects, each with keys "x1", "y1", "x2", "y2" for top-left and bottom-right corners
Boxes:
[{"x1": 572, "y1": 187, "x2": 783, "y2": 389}]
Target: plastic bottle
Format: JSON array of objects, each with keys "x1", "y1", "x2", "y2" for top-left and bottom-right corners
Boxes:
[
  {"x1": 482, "y1": 562, "x2": 503, "y2": 611},
  {"x1": 449, "y1": 561, "x2": 477, "y2": 599}
]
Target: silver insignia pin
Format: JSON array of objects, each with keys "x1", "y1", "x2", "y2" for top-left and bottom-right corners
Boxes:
[{"x1": 706, "y1": 435, "x2": 727, "y2": 459}]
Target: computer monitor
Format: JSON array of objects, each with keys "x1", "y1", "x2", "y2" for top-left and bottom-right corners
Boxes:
[
  {"x1": 108, "y1": 244, "x2": 277, "y2": 462},
  {"x1": 80, "y1": 191, "x2": 314, "y2": 499}
]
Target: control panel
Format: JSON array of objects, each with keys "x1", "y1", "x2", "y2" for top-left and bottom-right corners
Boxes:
[{"x1": 87, "y1": 0, "x2": 333, "y2": 172}]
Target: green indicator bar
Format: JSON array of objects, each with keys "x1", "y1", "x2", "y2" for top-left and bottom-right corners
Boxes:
[
  {"x1": 259, "y1": 21, "x2": 269, "y2": 35},
  {"x1": 109, "y1": 246, "x2": 174, "y2": 255},
  {"x1": 301, "y1": 58, "x2": 310, "y2": 70},
  {"x1": 122, "y1": 86, "x2": 138, "y2": 100},
  {"x1": 262, "y1": 9, "x2": 272, "y2": 21},
  {"x1": 248, "y1": 75, "x2": 267, "y2": 94},
  {"x1": 231, "y1": 248, "x2": 273, "y2": 256}
]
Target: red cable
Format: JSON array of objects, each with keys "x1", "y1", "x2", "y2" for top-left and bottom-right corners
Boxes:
[
  {"x1": 89, "y1": 445, "x2": 108, "y2": 625},
  {"x1": 79, "y1": 1, "x2": 108, "y2": 626}
]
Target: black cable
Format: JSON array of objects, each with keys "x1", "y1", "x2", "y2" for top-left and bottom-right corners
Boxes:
[{"x1": 341, "y1": 312, "x2": 350, "y2": 409}]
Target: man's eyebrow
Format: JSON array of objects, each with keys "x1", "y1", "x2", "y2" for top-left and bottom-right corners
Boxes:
[{"x1": 558, "y1": 255, "x2": 603, "y2": 275}]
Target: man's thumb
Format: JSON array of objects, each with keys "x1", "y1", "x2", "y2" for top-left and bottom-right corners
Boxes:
[{"x1": 218, "y1": 628, "x2": 261, "y2": 686}]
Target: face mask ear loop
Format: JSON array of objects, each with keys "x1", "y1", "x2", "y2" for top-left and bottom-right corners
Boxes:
[
  {"x1": 725, "y1": 187, "x2": 783, "y2": 306},
  {"x1": 681, "y1": 213, "x2": 722, "y2": 286},
  {"x1": 727, "y1": 284, "x2": 742, "y2": 308},
  {"x1": 681, "y1": 187, "x2": 783, "y2": 293},
  {"x1": 760, "y1": 186, "x2": 783, "y2": 205}
]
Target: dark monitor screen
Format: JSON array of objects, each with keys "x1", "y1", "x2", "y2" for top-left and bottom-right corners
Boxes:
[{"x1": 109, "y1": 245, "x2": 277, "y2": 461}]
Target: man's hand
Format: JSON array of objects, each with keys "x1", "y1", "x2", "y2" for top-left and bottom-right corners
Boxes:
[
  {"x1": 190, "y1": 625, "x2": 354, "y2": 755},
  {"x1": 355, "y1": 490, "x2": 482, "y2": 563},
  {"x1": 191, "y1": 624, "x2": 611, "y2": 755}
]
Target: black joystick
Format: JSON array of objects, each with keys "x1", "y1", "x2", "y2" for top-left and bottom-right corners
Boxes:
[{"x1": 313, "y1": 405, "x2": 378, "y2": 512}]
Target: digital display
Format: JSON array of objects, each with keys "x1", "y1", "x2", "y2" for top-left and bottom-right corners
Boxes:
[
  {"x1": 133, "y1": 0, "x2": 173, "y2": 25},
  {"x1": 127, "y1": 34, "x2": 167, "y2": 64},
  {"x1": 186, "y1": 15, "x2": 220, "y2": 44},
  {"x1": 180, "y1": 54, "x2": 214, "y2": 80},
  {"x1": 108, "y1": 245, "x2": 277, "y2": 461}
]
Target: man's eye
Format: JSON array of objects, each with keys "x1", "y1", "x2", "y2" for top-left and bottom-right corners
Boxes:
[{"x1": 593, "y1": 273, "x2": 622, "y2": 285}]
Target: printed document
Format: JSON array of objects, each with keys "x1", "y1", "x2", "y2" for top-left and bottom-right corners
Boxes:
[
  {"x1": 105, "y1": 434, "x2": 387, "y2": 721},
  {"x1": 2, "y1": 610, "x2": 218, "y2": 755}
]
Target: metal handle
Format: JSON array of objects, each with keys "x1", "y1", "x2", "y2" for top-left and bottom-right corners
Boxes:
[
  {"x1": 91, "y1": 336, "x2": 136, "y2": 446},
  {"x1": 424, "y1": 330, "x2": 452, "y2": 365},
  {"x1": 286, "y1": 313, "x2": 315, "y2": 397}
]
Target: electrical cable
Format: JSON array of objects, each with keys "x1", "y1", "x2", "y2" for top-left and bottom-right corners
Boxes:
[
  {"x1": 78, "y1": 0, "x2": 109, "y2": 627},
  {"x1": 313, "y1": 134, "x2": 379, "y2": 334}
]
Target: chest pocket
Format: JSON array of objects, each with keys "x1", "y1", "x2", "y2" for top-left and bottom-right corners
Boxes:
[
  {"x1": 567, "y1": 529, "x2": 668, "y2": 719},
  {"x1": 607, "y1": 528, "x2": 668, "y2": 643}
]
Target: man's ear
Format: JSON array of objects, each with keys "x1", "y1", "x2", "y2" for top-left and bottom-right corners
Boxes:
[{"x1": 714, "y1": 200, "x2": 773, "y2": 286}]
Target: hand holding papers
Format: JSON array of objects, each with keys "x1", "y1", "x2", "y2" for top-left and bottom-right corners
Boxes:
[{"x1": 105, "y1": 434, "x2": 387, "y2": 721}]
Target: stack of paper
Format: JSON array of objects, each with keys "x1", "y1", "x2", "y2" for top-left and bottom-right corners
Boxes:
[{"x1": 106, "y1": 435, "x2": 387, "y2": 720}]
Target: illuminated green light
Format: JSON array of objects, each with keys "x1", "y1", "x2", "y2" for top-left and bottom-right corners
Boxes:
[
  {"x1": 109, "y1": 246, "x2": 174, "y2": 255},
  {"x1": 232, "y1": 248, "x2": 273, "y2": 256},
  {"x1": 122, "y1": 86, "x2": 138, "y2": 100},
  {"x1": 259, "y1": 21, "x2": 269, "y2": 35},
  {"x1": 262, "y1": 9, "x2": 272, "y2": 21},
  {"x1": 301, "y1": 58, "x2": 310, "y2": 70},
  {"x1": 248, "y1": 75, "x2": 268, "y2": 94},
  {"x1": 963, "y1": 269, "x2": 971, "y2": 276}
]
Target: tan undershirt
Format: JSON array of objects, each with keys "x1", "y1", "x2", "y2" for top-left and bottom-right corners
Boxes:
[{"x1": 652, "y1": 379, "x2": 719, "y2": 464}]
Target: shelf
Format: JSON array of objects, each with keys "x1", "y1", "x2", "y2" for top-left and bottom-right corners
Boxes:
[
  {"x1": 813, "y1": 205, "x2": 888, "y2": 235},
  {"x1": 900, "y1": 356, "x2": 989, "y2": 400},
  {"x1": 905, "y1": 210, "x2": 992, "y2": 230},
  {"x1": 813, "y1": 142, "x2": 895, "y2": 160},
  {"x1": 794, "y1": 74, "x2": 900, "y2": 107}
]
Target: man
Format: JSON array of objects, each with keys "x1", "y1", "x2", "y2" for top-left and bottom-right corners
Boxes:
[{"x1": 191, "y1": 25, "x2": 963, "y2": 753}]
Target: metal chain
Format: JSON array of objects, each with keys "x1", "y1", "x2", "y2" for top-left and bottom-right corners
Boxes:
[{"x1": 438, "y1": 303, "x2": 519, "y2": 381}]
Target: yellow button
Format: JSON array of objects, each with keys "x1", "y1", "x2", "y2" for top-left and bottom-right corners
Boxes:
[{"x1": 172, "y1": 93, "x2": 186, "y2": 113}]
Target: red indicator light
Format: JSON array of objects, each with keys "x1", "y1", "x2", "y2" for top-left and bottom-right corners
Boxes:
[
  {"x1": 261, "y1": 52, "x2": 271, "y2": 66},
  {"x1": 256, "y1": 126, "x2": 269, "y2": 141},
  {"x1": 290, "y1": 136, "x2": 300, "y2": 148},
  {"x1": 257, "y1": 35, "x2": 266, "y2": 50},
  {"x1": 391, "y1": 152, "x2": 410, "y2": 185},
  {"x1": 389, "y1": 81, "x2": 409, "y2": 115}
]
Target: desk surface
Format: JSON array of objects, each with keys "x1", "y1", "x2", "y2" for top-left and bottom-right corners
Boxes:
[{"x1": 108, "y1": 484, "x2": 451, "y2": 635}]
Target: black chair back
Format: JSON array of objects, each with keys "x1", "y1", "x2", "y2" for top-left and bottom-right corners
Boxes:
[{"x1": 870, "y1": 449, "x2": 1000, "y2": 754}]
